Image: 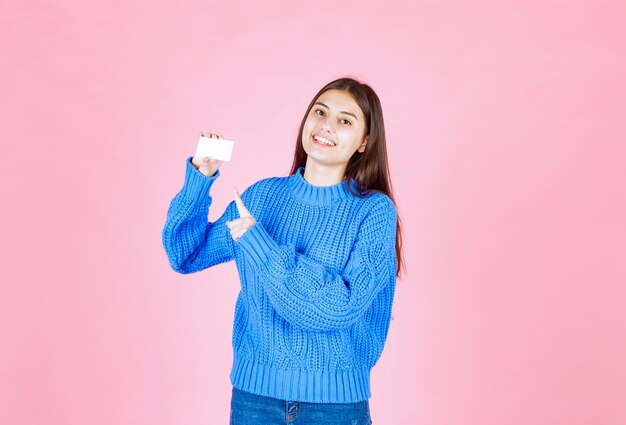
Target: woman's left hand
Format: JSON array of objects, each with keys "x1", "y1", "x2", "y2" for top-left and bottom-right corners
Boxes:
[{"x1": 226, "y1": 188, "x2": 257, "y2": 241}]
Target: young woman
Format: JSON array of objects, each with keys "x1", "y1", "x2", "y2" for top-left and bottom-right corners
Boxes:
[{"x1": 162, "y1": 77, "x2": 404, "y2": 424}]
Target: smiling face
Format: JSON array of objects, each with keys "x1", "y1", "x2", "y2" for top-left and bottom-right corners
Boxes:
[{"x1": 301, "y1": 89, "x2": 369, "y2": 174}]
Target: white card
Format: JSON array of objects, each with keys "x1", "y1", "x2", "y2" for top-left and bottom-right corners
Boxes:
[{"x1": 195, "y1": 136, "x2": 235, "y2": 161}]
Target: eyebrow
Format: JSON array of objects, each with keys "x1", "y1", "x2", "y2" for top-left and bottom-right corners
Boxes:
[{"x1": 314, "y1": 102, "x2": 359, "y2": 121}]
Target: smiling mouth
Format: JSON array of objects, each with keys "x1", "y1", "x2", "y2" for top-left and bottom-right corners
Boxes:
[{"x1": 312, "y1": 134, "x2": 336, "y2": 147}]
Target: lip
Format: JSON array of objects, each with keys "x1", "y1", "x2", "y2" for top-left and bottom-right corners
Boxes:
[{"x1": 311, "y1": 134, "x2": 336, "y2": 147}]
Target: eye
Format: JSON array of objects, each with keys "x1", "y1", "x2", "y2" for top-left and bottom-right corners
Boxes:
[
  {"x1": 340, "y1": 118, "x2": 352, "y2": 126},
  {"x1": 314, "y1": 109, "x2": 326, "y2": 116}
]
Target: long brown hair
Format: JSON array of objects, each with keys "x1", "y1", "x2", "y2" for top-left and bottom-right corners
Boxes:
[{"x1": 289, "y1": 77, "x2": 406, "y2": 279}]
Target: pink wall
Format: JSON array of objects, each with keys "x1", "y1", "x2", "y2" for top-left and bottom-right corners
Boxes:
[{"x1": 2, "y1": 1, "x2": 625, "y2": 424}]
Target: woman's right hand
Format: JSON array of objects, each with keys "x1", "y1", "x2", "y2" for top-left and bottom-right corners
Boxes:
[{"x1": 192, "y1": 132, "x2": 224, "y2": 177}]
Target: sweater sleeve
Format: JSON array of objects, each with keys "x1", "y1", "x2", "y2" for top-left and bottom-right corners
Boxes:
[
  {"x1": 162, "y1": 156, "x2": 236, "y2": 274},
  {"x1": 236, "y1": 196, "x2": 397, "y2": 331}
]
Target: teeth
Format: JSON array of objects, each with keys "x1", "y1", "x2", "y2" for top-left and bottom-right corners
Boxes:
[{"x1": 314, "y1": 135, "x2": 335, "y2": 146}]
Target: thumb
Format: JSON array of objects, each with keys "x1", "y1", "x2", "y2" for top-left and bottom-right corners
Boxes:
[{"x1": 233, "y1": 187, "x2": 251, "y2": 217}]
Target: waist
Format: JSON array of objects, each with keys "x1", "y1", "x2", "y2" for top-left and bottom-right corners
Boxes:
[{"x1": 229, "y1": 356, "x2": 371, "y2": 403}]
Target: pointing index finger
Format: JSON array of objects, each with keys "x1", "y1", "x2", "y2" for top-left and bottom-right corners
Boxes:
[{"x1": 233, "y1": 187, "x2": 250, "y2": 217}]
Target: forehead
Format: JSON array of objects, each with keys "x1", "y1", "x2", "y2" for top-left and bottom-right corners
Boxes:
[{"x1": 315, "y1": 89, "x2": 364, "y2": 119}]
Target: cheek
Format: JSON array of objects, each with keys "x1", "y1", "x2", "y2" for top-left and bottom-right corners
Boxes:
[
  {"x1": 339, "y1": 128, "x2": 363, "y2": 145},
  {"x1": 302, "y1": 119, "x2": 315, "y2": 137}
]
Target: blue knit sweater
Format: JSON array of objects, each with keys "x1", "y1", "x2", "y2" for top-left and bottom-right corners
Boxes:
[{"x1": 162, "y1": 157, "x2": 397, "y2": 403}]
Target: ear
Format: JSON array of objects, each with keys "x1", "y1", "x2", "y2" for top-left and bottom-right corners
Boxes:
[{"x1": 357, "y1": 135, "x2": 369, "y2": 153}]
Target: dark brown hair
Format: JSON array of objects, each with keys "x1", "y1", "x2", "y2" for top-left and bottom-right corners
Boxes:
[{"x1": 289, "y1": 77, "x2": 406, "y2": 278}]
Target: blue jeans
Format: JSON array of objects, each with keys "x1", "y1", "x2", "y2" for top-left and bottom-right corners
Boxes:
[{"x1": 229, "y1": 386, "x2": 373, "y2": 425}]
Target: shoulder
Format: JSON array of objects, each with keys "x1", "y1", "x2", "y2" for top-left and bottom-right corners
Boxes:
[
  {"x1": 371, "y1": 192, "x2": 396, "y2": 213},
  {"x1": 238, "y1": 174, "x2": 288, "y2": 204},
  {"x1": 347, "y1": 192, "x2": 397, "y2": 243},
  {"x1": 348, "y1": 193, "x2": 397, "y2": 250},
  {"x1": 251, "y1": 174, "x2": 286, "y2": 190},
  {"x1": 243, "y1": 174, "x2": 285, "y2": 193},
  {"x1": 355, "y1": 191, "x2": 397, "y2": 221}
]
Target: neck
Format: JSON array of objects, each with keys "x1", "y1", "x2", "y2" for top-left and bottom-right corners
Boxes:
[{"x1": 302, "y1": 160, "x2": 346, "y2": 187}]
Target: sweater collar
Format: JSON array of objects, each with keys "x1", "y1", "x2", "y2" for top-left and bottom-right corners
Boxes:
[{"x1": 288, "y1": 166, "x2": 356, "y2": 205}]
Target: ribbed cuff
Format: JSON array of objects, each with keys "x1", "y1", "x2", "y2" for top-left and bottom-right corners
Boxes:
[
  {"x1": 180, "y1": 156, "x2": 220, "y2": 199},
  {"x1": 236, "y1": 221, "x2": 279, "y2": 270}
]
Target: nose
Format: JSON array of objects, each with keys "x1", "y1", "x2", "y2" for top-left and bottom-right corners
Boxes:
[{"x1": 320, "y1": 117, "x2": 335, "y2": 134}]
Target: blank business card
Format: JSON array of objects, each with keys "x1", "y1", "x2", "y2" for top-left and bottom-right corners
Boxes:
[{"x1": 195, "y1": 136, "x2": 235, "y2": 161}]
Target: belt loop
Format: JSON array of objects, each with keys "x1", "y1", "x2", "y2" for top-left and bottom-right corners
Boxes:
[{"x1": 286, "y1": 400, "x2": 300, "y2": 421}]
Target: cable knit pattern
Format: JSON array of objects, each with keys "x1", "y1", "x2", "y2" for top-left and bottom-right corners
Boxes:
[{"x1": 162, "y1": 156, "x2": 398, "y2": 403}]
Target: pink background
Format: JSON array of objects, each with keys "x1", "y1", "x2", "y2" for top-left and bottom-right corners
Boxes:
[{"x1": 2, "y1": 1, "x2": 625, "y2": 424}]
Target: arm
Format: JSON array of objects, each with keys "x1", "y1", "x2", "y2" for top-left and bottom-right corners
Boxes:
[
  {"x1": 162, "y1": 156, "x2": 236, "y2": 274},
  {"x1": 236, "y1": 197, "x2": 397, "y2": 331}
]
